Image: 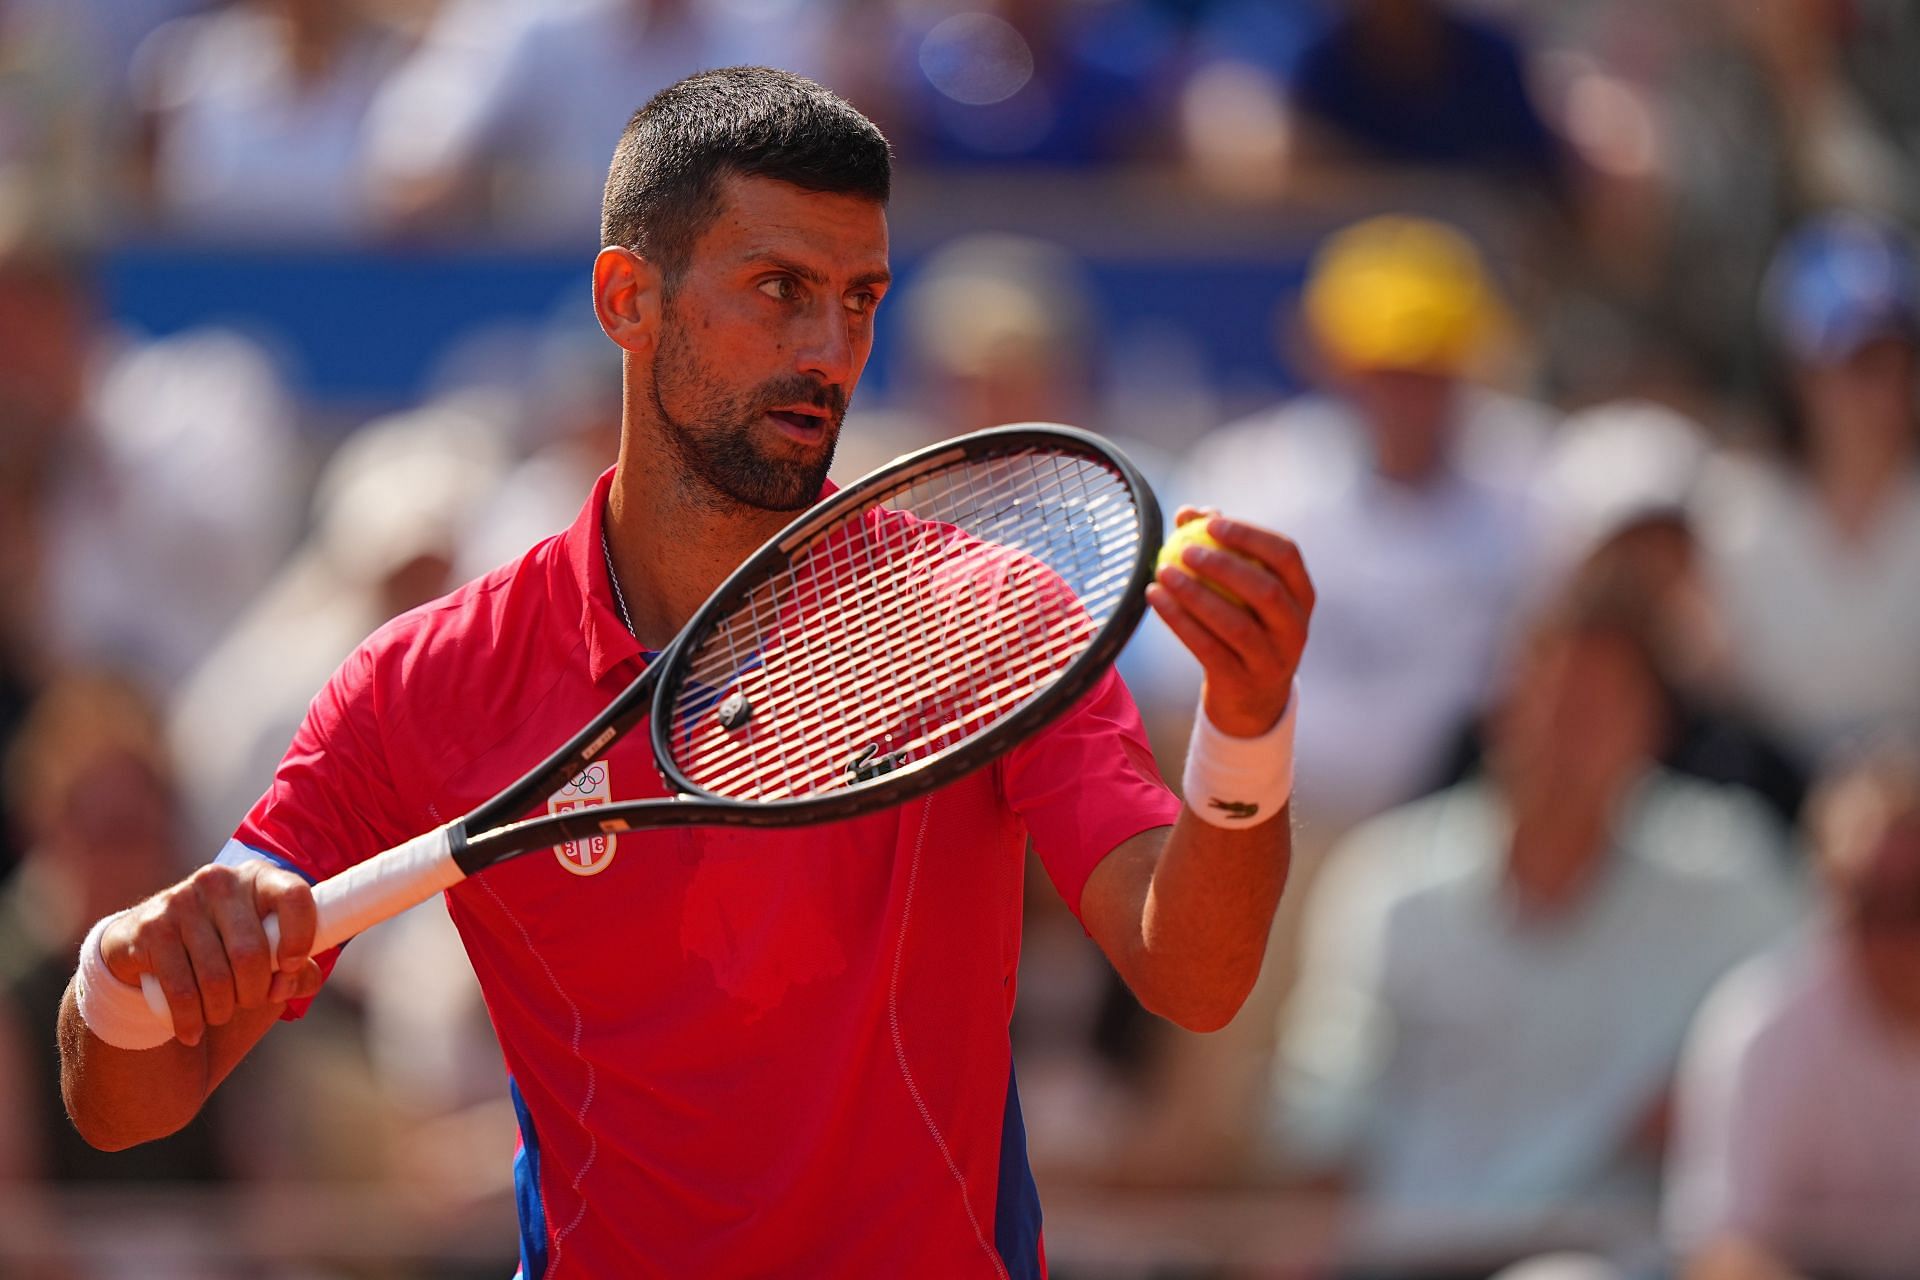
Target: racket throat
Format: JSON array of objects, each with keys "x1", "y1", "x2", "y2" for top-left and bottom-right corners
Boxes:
[{"x1": 448, "y1": 823, "x2": 488, "y2": 877}]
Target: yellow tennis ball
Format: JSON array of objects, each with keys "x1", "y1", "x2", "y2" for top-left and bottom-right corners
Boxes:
[{"x1": 1157, "y1": 520, "x2": 1249, "y2": 608}]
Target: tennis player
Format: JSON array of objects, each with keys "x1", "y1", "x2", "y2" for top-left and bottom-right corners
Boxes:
[{"x1": 59, "y1": 68, "x2": 1312, "y2": 1278}]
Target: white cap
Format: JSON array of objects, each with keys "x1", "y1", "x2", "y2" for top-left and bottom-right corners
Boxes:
[
  {"x1": 315, "y1": 398, "x2": 507, "y2": 585},
  {"x1": 1540, "y1": 399, "x2": 1713, "y2": 561}
]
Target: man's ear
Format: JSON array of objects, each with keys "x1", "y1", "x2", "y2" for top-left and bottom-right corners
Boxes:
[{"x1": 593, "y1": 246, "x2": 663, "y2": 356}]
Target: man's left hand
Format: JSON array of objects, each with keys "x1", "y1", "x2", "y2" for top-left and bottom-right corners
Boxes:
[{"x1": 1146, "y1": 508, "x2": 1313, "y2": 737}]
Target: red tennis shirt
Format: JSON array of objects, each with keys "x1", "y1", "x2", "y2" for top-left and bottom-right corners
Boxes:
[{"x1": 225, "y1": 467, "x2": 1181, "y2": 1278}]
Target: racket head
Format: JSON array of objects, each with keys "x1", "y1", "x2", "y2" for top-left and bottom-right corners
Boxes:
[{"x1": 648, "y1": 423, "x2": 1161, "y2": 823}]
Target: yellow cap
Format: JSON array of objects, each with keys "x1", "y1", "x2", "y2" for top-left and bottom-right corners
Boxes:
[{"x1": 1303, "y1": 216, "x2": 1495, "y2": 374}]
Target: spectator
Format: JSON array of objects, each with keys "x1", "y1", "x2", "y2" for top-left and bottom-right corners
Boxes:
[
  {"x1": 164, "y1": 404, "x2": 512, "y2": 1205},
  {"x1": 1, "y1": 247, "x2": 302, "y2": 694},
  {"x1": 1287, "y1": 0, "x2": 1566, "y2": 195},
  {"x1": 1176, "y1": 0, "x2": 1331, "y2": 192},
  {"x1": 879, "y1": 0, "x2": 1184, "y2": 168},
  {"x1": 367, "y1": 0, "x2": 839, "y2": 238},
  {"x1": 1693, "y1": 212, "x2": 1920, "y2": 769},
  {"x1": 1118, "y1": 219, "x2": 1553, "y2": 1186},
  {"x1": 1666, "y1": 749, "x2": 1920, "y2": 1280},
  {"x1": 1273, "y1": 575, "x2": 1798, "y2": 1232},
  {"x1": 1721, "y1": 0, "x2": 1917, "y2": 220},
  {"x1": 129, "y1": 0, "x2": 406, "y2": 240},
  {"x1": 1518, "y1": 401, "x2": 1809, "y2": 826},
  {"x1": 0, "y1": 0, "x2": 112, "y2": 246},
  {"x1": 0, "y1": 243, "x2": 79, "y2": 880},
  {"x1": 0, "y1": 231, "x2": 290, "y2": 727},
  {"x1": 1167, "y1": 214, "x2": 1552, "y2": 831}
]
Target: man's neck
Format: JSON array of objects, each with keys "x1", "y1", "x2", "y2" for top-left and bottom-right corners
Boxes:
[
  {"x1": 1852, "y1": 942, "x2": 1920, "y2": 1041},
  {"x1": 1498, "y1": 766, "x2": 1640, "y2": 920},
  {"x1": 1810, "y1": 429, "x2": 1914, "y2": 544},
  {"x1": 603, "y1": 444, "x2": 796, "y2": 651},
  {"x1": 1503, "y1": 807, "x2": 1612, "y2": 920}
]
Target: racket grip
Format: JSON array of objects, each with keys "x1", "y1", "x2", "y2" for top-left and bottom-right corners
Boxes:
[{"x1": 135, "y1": 827, "x2": 465, "y2": 1039}]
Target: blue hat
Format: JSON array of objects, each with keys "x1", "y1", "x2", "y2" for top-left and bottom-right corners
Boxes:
[{"x1": 1766, "y1": 212, "x2": 1920, "y2": 363}]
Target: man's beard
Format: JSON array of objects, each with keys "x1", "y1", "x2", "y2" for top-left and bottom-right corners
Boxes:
[{"x1": 649, "y1": 314, "x2": 847, "y2": 513}]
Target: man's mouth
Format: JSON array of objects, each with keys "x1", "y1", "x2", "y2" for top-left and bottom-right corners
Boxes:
[{"x1": 766, "y1": 407, "x2": 830, "y2": 439}]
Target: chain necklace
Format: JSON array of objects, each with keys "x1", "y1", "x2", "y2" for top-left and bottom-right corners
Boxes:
[{"x1": 601, "y1": 524, "x2": 637, "y2": 638}]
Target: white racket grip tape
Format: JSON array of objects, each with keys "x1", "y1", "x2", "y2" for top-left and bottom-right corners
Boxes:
[
  {"x1": 303, "y1": 825, "x2": 464, "y2": 955},
  {"x1": 122, "y1": 827, "x2": 464, "y2": 1044}
]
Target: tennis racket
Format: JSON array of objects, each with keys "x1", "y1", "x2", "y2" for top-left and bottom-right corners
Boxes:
[{"x1": 136, "y1": 423, "x2": 1160, "y2": 1038}]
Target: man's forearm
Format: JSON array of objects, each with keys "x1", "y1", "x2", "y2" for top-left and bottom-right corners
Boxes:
[
  {"x1": 58, "y1": 981, "x2": 262, "y2": 1151},
  {"x1": 1086, "y1": 812, "x2": 1291, "y2": 1032}
]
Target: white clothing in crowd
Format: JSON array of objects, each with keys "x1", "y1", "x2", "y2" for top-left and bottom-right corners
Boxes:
[
  {"x1": 131, "y1": 7, "x2": 401, "y2": 240},
  {"x1": 367, "y1": 0, "x2": 837, "y2": 238},
  {"x1": 43, "y1": 327, "x2": 300, "y2": 693},
  {"x1": 1276, "y1": 772, "x2": 1799, "y2": 1214},
  {"x1": 1694, "y1": 456, "x2": 1920, "y2": 766},
  {"x1": 1665, "y1": 932, "x2": 1920, "y2": 1280}
]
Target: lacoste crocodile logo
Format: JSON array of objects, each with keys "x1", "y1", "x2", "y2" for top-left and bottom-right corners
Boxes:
[{"x1": 1207, "y1": 798, "x2": 1260, "y2": 821}]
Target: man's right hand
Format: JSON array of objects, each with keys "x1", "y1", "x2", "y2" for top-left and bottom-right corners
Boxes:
[{"x1": 99, "y1": 861, "x2": 322, "y2": 1047}]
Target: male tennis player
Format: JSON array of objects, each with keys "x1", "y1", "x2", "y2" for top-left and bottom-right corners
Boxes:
[{"x1": 59, "y1": 68, "x2": 1312, "y2": 1278}]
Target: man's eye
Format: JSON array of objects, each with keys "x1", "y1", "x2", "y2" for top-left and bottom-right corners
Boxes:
[
  {"x1": 846, "y1": 291, "x2": 878, "y2": 316},
  {"x1": 758, "y1": 277, "x2": 797, "y2": 302}
]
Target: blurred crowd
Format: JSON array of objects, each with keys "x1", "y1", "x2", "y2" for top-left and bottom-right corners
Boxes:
[{"x1": 3, "y1": 1, "x2": 1920, "y2": 1278}]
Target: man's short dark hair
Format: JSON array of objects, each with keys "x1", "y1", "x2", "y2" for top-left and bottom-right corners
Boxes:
[{"x1": 601, "y1": 67, "x2": 892, "y2": 282}]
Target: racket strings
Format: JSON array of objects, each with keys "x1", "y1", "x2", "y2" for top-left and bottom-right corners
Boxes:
[
  {"x1": 698, "y1": 454, "x2": 1138, "y2": 683},
  {"x1": 668, "y1": 447, "x2": 1141, "y2": 801},
  {"x1": 691, "y1": 572, "x2": 1094, "y2": 800},
  {"x1": 686, "y1": 456, "x2": 1125, "y2": 692},
  {"x1": 689, "y1": 544, "x2": 1091, "y2": 796}
]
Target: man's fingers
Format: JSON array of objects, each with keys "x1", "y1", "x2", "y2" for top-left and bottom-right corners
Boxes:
[
  {"x1": 253, "y1": 871, "x2": 317, "y2": 974},
  {"x1": 1204, "y1": 516, "x2": 1315, "y2": 613},
  {"x1": 197, "y1": 870, "x2": 275, "y2": 1009},
  {"x1": 1173, "y1": 504, "x2": 1218, "y2": 528},
  {"x1": 1180, "y1": 543, "x2": 1310, "y2": 655},
  {"x1": 1159, "y1": 562, "x2": 1281, "y2": 677},
  {"x1": 170, "y1": 903, "x2": 238, "y2": 1029},
  {"x1": 142, "y1": 934, "x2": 206, "y2": 1048},
  {"x1": 266, "y1": 959, "x2": 324, "y2": 1006},
  {"x1": 1147, "y1": 582, "x2": 1246, "y2": 677}
]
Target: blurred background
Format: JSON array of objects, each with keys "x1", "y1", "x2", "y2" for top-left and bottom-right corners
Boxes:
[{"x1": 3, "y1": 0, "x2": 1920, "y2": 1276}]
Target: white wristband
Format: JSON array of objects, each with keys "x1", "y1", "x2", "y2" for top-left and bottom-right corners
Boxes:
[
  {"x1": 76, "y1": 911, "x2": 174, "y2": 1051},
  {"x1": 1183, "y1": 682, "x2": 1297, "y2": 829}
]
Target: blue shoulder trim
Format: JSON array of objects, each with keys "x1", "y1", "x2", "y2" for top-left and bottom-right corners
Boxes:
[{"x1": 214, "y1": 839, "x2": 317, "y2": 885}]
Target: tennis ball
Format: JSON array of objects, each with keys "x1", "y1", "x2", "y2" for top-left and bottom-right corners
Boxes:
[{"x1": 1157, "y1": 520, "x2": 1250, "y2": 608}]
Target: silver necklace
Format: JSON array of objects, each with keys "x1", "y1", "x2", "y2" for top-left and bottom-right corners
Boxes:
[{"x1": 601, "y1": 525, "x2": 637, "y2": 638}]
